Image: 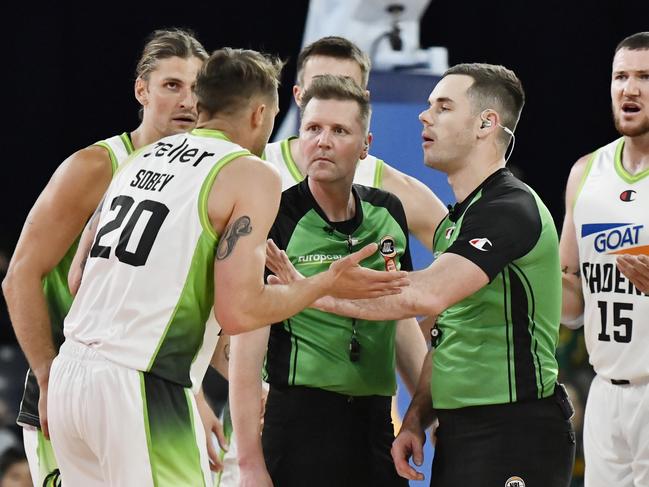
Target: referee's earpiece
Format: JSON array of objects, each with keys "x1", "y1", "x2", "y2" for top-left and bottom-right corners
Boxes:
[{"x1": 480, "y1": 118, "x2": 493, "y2": 129}]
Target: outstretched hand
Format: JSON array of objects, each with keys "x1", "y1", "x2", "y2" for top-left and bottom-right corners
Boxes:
[
  {"x1": 327, "y1": 243, "x2": 409, "y2": 299},
  {"x1": 617, "y1": 254, "x2": 649, "y2": 293},
  {"x1": 266, "y1": 239, "x2": 409, "y2": 299}
]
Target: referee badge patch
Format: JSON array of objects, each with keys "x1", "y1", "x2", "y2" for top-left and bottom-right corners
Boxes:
[
  {"x1": 505, "y1": 476, "x2": 525, "y2": 487},
  {"x1": 379, "y1": 235, "x2": 397, "y2": 271}
]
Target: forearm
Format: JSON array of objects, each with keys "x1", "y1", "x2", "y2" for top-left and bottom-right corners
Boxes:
[
  {"x1": 318, "y1": 271, "x2": 434, "y2": 321},
  {"x1": 210, "y1": 334, "x2": 230, "y2": 380},
  {"x1": 396, "y1": 318, "x2": 428, "y2": 396},
  {"x1": 229, "y1": 332, "x2": 267, "y2": 465},
  {"x1": 2, "y1": 269, "x2": 56, "y2": 386},
  {"x1": 400, "y1": 351, "x2": 436, "y2": 433},
  {"x1": 561, "y1": 273, "x2": 584, "y2": 325},
  {"x1": 218, "y1": 272, "x2": 332, "y2": 334}
]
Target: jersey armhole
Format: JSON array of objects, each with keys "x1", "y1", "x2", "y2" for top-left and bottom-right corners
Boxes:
[
  {"x1": 198, "y1": 150, "x2": 252, "y2": 241},
  {"x1": 572, "y1": 150, "x2": 598, "y2": 211}
]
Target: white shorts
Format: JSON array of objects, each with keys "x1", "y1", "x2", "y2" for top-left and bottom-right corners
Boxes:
[
  {"x1": 584, "y1": 374, "x2": 649, "y2": 487},
  {"x1": 22, "y1": 426, "x2": 59, "y2": 487},
  {"x1": 48, "y1": 340, "x2": 211, "y2": 487}
]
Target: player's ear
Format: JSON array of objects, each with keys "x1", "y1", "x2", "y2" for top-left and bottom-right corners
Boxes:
[
  {"x1": 135, "y1": 77, "x2": 148, "y2": 107},
  {"x1": 293, "y1": 84, "x2": 302, "y2": 107},
  {"x1": 251, "y1": 102, "x2": 266, "y2": 129},
  {"x1": 360, "y1": 132, "x2": 373, "y2": 160}
]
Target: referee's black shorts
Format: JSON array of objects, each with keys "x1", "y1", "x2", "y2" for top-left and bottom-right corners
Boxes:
[
  {"x1": 262, "y1": 384, "x2": 407, "y2": 487},
  {"x1": 430, "y1": 385, "x2": 575, "y2": 487}
]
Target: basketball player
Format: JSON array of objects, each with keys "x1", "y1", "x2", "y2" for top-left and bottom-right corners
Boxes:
[
  {"x1": 46, "y1": 48, "x2": 406, "y2": 486},
  {"x1": 2, "y1": 28, "x2": 209, "y2": 486},
  {"x1": 560, "y1": 31, "x2": 649, "y2": 486}
]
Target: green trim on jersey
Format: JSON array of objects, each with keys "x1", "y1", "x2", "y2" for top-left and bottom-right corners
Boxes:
[
  {"x1": 281, "y1": 136, "x2": 303, "y2": 183},
  {"x1": 120, "y1": 132, "x2": 135, "y2": 153},
  {"x1": 198, "y1": 150, "x2": 250, "y2": 241},
  {"x1": 42, "y1": 240, "x2": 79, "y2": 349},
  {"x1": 572, "y1": 149, "x2": 599, "y2": 211},
  {"x1": 373, "y1": 158, "x2": 385, "y2": 188},
  {"x1": 431, "y1": 188, "x2": 560, "y2": 409},
  {"x1": 37, "y1": 429, "x2": 58, "y2": 484},
  {"x1": 140, "y1": 373, "x2": 207, "y2": 487},
  {"x1": 147, "y1": 231, "x2": 218, "y2": 385},
  {"x1": 94, "y1": 132, "x2": 134, "y2": 173},
  {"x1": 614, "y1": 138, "x2": 649, "y2": 183},
  {"x1": 191, "y1": 128, "x2": 230, "y2": 141}
]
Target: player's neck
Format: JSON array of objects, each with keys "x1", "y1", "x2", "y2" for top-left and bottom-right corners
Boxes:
[
  {"x1": 447, "y1": 156, "x2": 506, "y2": 203},
  {"x1": 308, "y1": 177, "x2": 356, "y2": 222},
  {"x1": 130, "y1": 125, "x2": 165, "y2": 150},
  {"x1": 622, "y1": 132, "x2": 649, "y2": 175}
]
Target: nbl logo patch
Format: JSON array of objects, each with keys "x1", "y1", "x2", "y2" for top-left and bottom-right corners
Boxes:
[
  {"x1": 379, "y1": 235, "x2": 397, "y2": 271},
  {"x1": 469, "y1": 237, "x2": 492, "y2": 252},
  {"x1": 505, "y1": 477, "x2": 526, "y2": 487},
  {"x1": 619, "y1": 189, "x2": 636, "y2": 202}
]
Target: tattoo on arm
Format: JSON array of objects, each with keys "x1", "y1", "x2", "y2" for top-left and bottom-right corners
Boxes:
[
  {"x1": 561, "y1": 265, "x2": 581, "y2": 278},
  {"x1": 216, "y1": 216, "x2": 253, "y2": 260}
]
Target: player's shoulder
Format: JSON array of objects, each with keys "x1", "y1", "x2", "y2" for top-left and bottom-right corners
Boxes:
[{"x1": 61, "y1": 143, "x2": 114, "y2": 179}]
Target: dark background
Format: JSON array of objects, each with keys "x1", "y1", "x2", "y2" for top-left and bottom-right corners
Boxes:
[{"x1": 3, "y1": 0, "x2": 649, "y2": 252}]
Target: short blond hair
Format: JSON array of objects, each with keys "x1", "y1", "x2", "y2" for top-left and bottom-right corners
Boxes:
[{"x1": 300, "y1": 74, "x2": 371, "y2": 132}]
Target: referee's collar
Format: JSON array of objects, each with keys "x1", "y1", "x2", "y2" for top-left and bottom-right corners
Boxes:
[
  {"x1": 447, "y1": 167, "x2": 511, "y2": 222},
  {"x1": 298, "y1": 178, "x2": 363, "y2": 235}
]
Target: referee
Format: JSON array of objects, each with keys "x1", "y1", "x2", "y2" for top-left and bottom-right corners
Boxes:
[
  {"x1": 230, "y1": 75, "x2": 419, "y2": 487},
  {"x1": 268, "y1": 64, "x2": 576, "y2": 486}
]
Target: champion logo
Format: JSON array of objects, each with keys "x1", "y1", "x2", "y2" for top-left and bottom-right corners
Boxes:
[
  {"x1": 469, "y1": 237, "x2": 492, "y2": 251},
  {"x1": 505, "y1": 477, "x2": 526, "y2": 487},
  {"x1": 619, "y1": 189, "x2": 636, "y2": 202},
  {"x1": 445, "y1": 226, "x2": 455, "y2": 239}
]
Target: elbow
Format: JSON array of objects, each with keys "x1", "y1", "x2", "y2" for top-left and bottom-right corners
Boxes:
[{"x1": 214, "y1": 306, "x2": 260, "y2": 336}]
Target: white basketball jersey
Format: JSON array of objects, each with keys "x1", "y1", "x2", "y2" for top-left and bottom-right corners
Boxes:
[
  {"x1": 65, "y1": 129, "x2": 250, "y2": 387},
  {"x1": 264, "y1": 136, "x2": 385, "y2": 190},
  {"x1": 94, "y1": 132, "x2": 135, "y2": 172},
  {"x1": 573, "y1": 138, "x2": 649, "y2": 381}
]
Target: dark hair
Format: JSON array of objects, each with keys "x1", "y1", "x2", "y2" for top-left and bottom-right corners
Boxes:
[
  {"x1": 135, "y1": 28, "x2": 208, "y2": 80},
  {"x1": 297, "y1": 36, "x2": 371, "y2": 88},
  {"x1": 615, "y1": 32, "x2": 649, "y2": 53},
  {"x1": 0, "y1": 446, "x2": 27, "y2": 478},
  {"x1": 299, "y1": 74, "x2": 371, "y2": 132},
  {"x1": 443, "y1": 63, "x2": 525, "y2": 144},
  {"x1": 195, "y1": 48, "x2": 284, "y2": 117}
]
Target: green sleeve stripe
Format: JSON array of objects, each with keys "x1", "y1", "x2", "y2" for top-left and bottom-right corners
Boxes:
[
  {"x1": 281, "y1": 137, "x2": 303, "y2": 183},
  {"x1": 614, "y1": 138, "x2": 649, "y2": 183},
  {"x1": 373, "y1": 159, "x2": 385, "y2": 188},
  {"x1": 572, "y1": 150, "x2": 598, "y2": 210},
  {"x1": 139, "y1": 372, "x2": 159, "y2": 487},
  {"x1": 120, "y1": 132, "x2": 135, "y2": 154},
  {"x1": 198, "y1": 150, "x2": 251, "y2": 241},
  {"x1": 93, "y1": 141, "x2": 119, "y2": 174}
]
